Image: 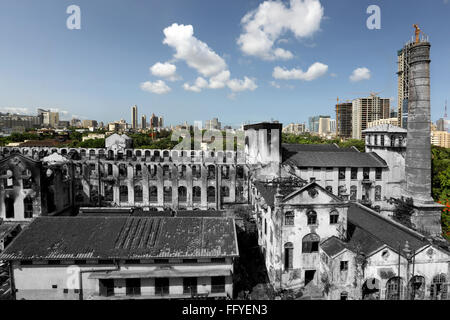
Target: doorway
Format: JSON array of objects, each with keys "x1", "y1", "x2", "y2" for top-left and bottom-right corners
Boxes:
[{"x1": 304, "y1": 270, "x2": 316, "y2": 286}]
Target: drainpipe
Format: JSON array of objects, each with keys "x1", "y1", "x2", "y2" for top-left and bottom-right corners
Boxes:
[
  {"x1": 8, "y1": 261, "x2": 16, "y2": 300},
  {"x1": 78, "y1": 259, "x2": 120, "y2": 300}
]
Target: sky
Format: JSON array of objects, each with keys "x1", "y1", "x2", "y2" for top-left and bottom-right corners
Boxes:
[{"x1": 0, "y1": 0, "x2": 449, "y2": 128}]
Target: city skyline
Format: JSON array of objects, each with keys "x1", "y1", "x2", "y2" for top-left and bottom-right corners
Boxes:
[{"x1": 1, "y1": 1, "x2": 450, "y2": 127}]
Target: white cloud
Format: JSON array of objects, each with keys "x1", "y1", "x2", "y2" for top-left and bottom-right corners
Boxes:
[
  {"x1": 163, "y1": 23, "x2": 227, "y2": 78},
  {"x1": 150, "y1": 62, "x2": 180, "y2": 81},
  {"x1": 208, "y1": 70, "x2": 231, "y2": 89},
  {"x1": 183, "y1": 77, "x2": 209, "y2": 92},
  {"x1": 227, "y1": 77, "x2": 258, "y2": 92},
  {"x1": 0, "y1": 107, "x2": 30, "y2": 114},
  {"x1": 273, "y1": 62, "x2": 328, "y2": 81},
  {"x1": 349, "y1": 67, "x2": 371, "y2": 82},
  {"x1": 237, "y1": 0, "x2": 324, "y2": 60},
  {"x1": 140, "y1": 80, "x2": 171, "y2": 94},
  {"x1": 270, "y1": 81, "x2": 281, "y2": 88},
  {"x1": 330, "y1": 73, "x2": 337, "y2": 78}
]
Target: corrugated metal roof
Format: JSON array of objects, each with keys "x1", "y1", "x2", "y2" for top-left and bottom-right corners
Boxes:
[
  {"x1": 0, "y1": 216, "x2": 238, "y2": 260},
  {"x1": 283, "y1": 150, "x2": 387, "y2": 168}
]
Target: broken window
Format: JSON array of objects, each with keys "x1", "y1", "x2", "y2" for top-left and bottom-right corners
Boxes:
[
  {"x1": 125, "y1": 278, "x2": 141, "y2": 296},
  {"x1": 221, "y1": 186, "x2": 230, "y2": 198},
  {"x1": 363, "y1": 168, "x2": 370, "y2": 180},
  {"x1": 340, "y1": 261, "x2": 348, "y2": 271},
  {"x1": 179, "y1": 165, "x2": 186, "y2": 179},
  {"x1": 183, "y1": 277, "x2": 197, "y2": 295},
  {"x1": 430, "y1": 274, "x2": 448, "y2": 300},
  {"x1": 207, "y1": 165, "x2": 215, "y2": 179},
  {"x1": 375, "y1": 186, "x2": 382, "y2": 201},
  {"x1": 192, "y1": 165, "x2": 201, "y2": 179},
  {"x1": 104, "y1": 183, "x2": 114, "y2": 202},
  {"x1": 119, "y1": 185, "x2": 128, "y2": 202},
  {"x1": 236, "y1": 165, "x2": 244, "y2": 179},
  {"x1": 119, "y1": 164, "x2": 127, "y2": 177},
  {"x1": 285, "y1": 211, "x2": 294, "y2": 226},
  {"x1": 284, "y1": 242, "x2": 293, "y2": 270},
  {"x1": 408, "y1": 276, "x2": 425, "y2": 300},
  {"x1": 149, "y1": 186, "x2": 158, "y2": 203},
  {"x1": 330, "y1": 210, "x2": 339, "y2": 224},
  {"x1": 193, "y1": 186, "x2": 201, "y2": 203},
  {"x1": 302, "y1": 233, "x2": 320, "y2": 253},
  {"x1": 24, "y1": 197, "x2": 33, "y2": 219},
  {"x1": 306, "y1": 210, "x2": 317, "y2": 225},
  {"x1": 350, "y1": 186, "x2": 357, "y2": 201},
  {"x1": 163, "y1": 186, "x2": 172, "y2": 203},
  {"x1": 155, "y1": 278, "x2": 169, "y2": 296},
  {"x1": 5, "y1": 197, "x2": 14, "y2": 219},
  {"x1": 211, "y1": 276, "x2": 225, "y2": 293},
  {"x1": 376, "y1": 168, "x2": 382, "y2": 180},
  {"x1": 338, "y1": 168, "x2": 346, "y2": 180},
  {"x1": 107, "y1": 164, "x2": 113, "y2": 176},
  {"x1": 207, "y1": 186, "x2": 215, "y2": 203},
  {"x1": 134, "y1": 185, "x2": 143, "y2": 203},
  {"x1": 135, "y1": 164, "x2": 142, "y2": 177},
  {"x1": 386, "y1": 277, "x2": 404, "y2": 300},
  {"x1": 178, "y1": 186, "x2": 187, "y2": 202},
  {"x1": 163, "y1": 165, "x2": 171, "y2": 179},
  {"x1": 351, "y1": 168, "x2": 358, "y2": 180},
  {"x1": 221, "y1": 166, "x2": 230, "y2": 179}
]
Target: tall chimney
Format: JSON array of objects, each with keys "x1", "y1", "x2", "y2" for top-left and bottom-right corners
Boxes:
[{"x1": 405, "y1": 40, "x2": 442, "y2": 236}]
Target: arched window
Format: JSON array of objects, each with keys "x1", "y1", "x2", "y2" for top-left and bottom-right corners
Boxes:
[
  {"x1": 285, "y1": 211, "x2": 294, "y2": 226},
  {"x1": 408, "y1": 276, "x2": 425, "y2": 300},
  {"x1": 284, "y1": 242, "x2": 293, "y2": 270},
  {"x1": 24, "y1": 197, "x2": 33, "y2": 219},
  {"x1": 178, "y1": 186, "x2": 187, "y2": 202},
  {"x1": 135, "y1": 150, "x2": 141, "y2": 158},
  {"x1": 431, "y1": 274, "x2": 448, "y2": 300},
  {"x1": 105, "y1": 183, "x2": 114, "y2": 202},
  {"x1": 163, "y1": 165, "x2": 171, "y2": 178},
  {"x1": 221, "y1": 186, "x2": 230, "y2": 198},
  {"x1": 385, "y1": 277, "x2": 404, "y2": 300},
  {"x1": 207, "y1": 165, "x2": 215, "y2": 179},
  {"x1": 221, "y1": 166, "x2": 230, "y2": 179},
  {"x1": 330, "y1": 210, "x2": 339, "y2": 224},
  {"x1": 149, "y1": 186, "x2": 158, "y2": 203},
  {"x1": 302, "y1": 233, "x2": 320, "y2": 253},
  {"x1": 148, "y1": 165, "x2": 157, "y2": 178},
  {"x1": 375, "y1": 186, "x2": 382, "y2": 201},
  {"x1": 236, "y1": 165, "x2": 244, "y2": 179},
  {"x1": 107, "y1": 164, "x2": 113, "y2": 176},
  {"x1": 163, "y1": 150, "x2": 169, "y2": 158},
  {"x1": 179, "y1": 165, "x2": 186, "y2": 178},
  {"x1": 134, "y1": 185, "x2": 143, "y2": 203},
  {"x1": 192, "y1": 165, "x2": 201, "y2": 179},
  {"x1": 135, "y1": 164, "x2": 142, "y2": 177},
  {"x1": 119, "y1": 164, "x2": 127, "y2": 177},
  {"x1": 119, "y1": 186, "x2": 128, "y2": 202},
  {"x1": 306, "y1": 210, "x2": 317, "y2": 225},
  {"x1": 89, "y1": 149, "x2": 95, "y2": 158},
  {"x1": 207, "y1": 186, "x2": 215, "y2": 203},
  {"x1": 163, "y1": 186, "x2": 172, "y2": 202},
  {"x1": 193, "y1": 186, "x2": 201, "y2": 203}
]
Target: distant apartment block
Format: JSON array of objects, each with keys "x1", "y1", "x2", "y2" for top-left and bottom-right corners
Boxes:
[
  {"x1": 282, "y1": 123, "x2": 306, "y2": 135},
  {"x1": 431, "y1": 130, "x2": 450, "y2": 148},
  {"x1": 336, "y1": 103, "x2": 353, "y2": 139},
  {"x1": 352, "y1": 96, "x2": 390, "y2": 140},
  {"x1": 204, "y1": 118, "x2": 221, "y2": 131}
]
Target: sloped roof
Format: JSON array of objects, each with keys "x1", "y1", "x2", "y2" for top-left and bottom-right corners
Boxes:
[
  {"x1": 283, "y1": 181, "x2": 343, "y2": 203},
  {"x1": 0, "y1": 216, "x2": 238, "y2": 260},
  {"x1": 347, "y1": 204, "x2": 428, "y2": 256},
  {"x1": 283, "y1": 150, "x2": 387, "y2": 168},
  {"x1": 320, "y1": 236, "x2": 347, "y2": 257},
  {"x1": 253, "y1": 181, "x2": 299, "y2": 207},
  {"x1": 0, "y1": 223, "x2": 21, "y2": 240}
]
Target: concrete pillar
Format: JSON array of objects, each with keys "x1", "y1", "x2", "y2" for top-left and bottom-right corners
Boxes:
[
  {"x1": 201, "y1": 164, "x2": 207, "y2": 209},
  {"x1": 186, "y1": 165, "x2": 193, "y2": 209}
]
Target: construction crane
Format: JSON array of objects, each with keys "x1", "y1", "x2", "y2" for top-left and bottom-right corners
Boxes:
[{"x1": 413, "y1": 24, "x2": 428, "y2": 44}]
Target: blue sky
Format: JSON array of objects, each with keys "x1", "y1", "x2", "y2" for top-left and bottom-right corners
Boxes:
[{"x1": 0, "y1": 0, "x2": 449, "y2": 127}]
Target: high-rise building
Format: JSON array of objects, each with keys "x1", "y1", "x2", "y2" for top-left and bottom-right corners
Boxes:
[
  {"x1": 397, "y1": 42, "x2": 414, "y2": 129},
  {"x1": 39, "y1": 110, "x2": 59, "y2": 128},
  {"x1": 131, "y1": 105, "x2": 138, "y2": 129},
  {"x1": 70, "y1": 118, "x2": 82, "y2": 127},
  {"x1": 158, "y1": 116, "x2": 164, "y2": 129},
  {"x1": 82, "y1": 120, "x2": 98, "y2": 129},
  {"x1": 0, "y1": 113, "x2": 42, "y2": 133},
  {"x1": 282, "y1": 123, "x2": 306, "y2": 135},
  {"x1": 141, "y1": 115, "x2": 147, "y2": 130},
  {"x1": 150, "y1": 113, "x2": 159, "y2": 129},
  {"x1": 352, "y1": 95, "x2": 390, "y2": 140},
  {"x1": 336, "y1": 103, "x2": 353, "y2": 139},
  {"x1": 308, "y1": 115, "x2": 331, "y2": 136},
  {"x1": 204, "y1": 118, "x2": 221, "y2": 130}
]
